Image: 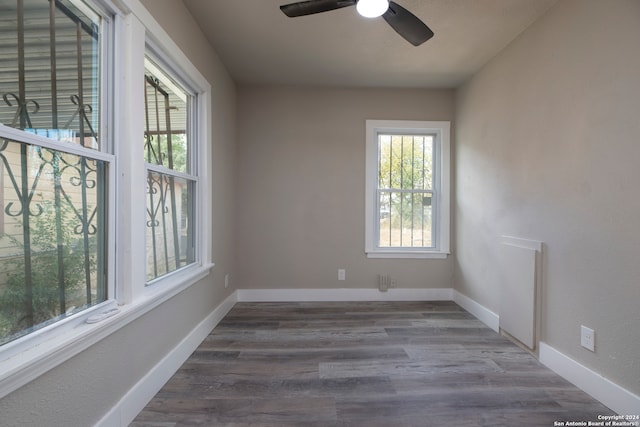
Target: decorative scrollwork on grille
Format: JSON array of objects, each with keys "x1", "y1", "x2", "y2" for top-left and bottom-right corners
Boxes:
[{"x1": 2, "y1": 92, "x2": 40, "y2": 129}]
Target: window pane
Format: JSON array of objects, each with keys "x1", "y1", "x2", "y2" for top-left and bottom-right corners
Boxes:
[
  {"x1": 413, "y1": 192, "x2": 433, "y2": 247},
  {"x1": 378, "y1": 134, "x2": 433, "y2": 191},
  {"x1": 378, "y1": 190, "x2": 393, "y2": 247},
  {"x1": 0, "y1": 137, "x2": 108, "y2": 345},
  {"x1": 389, "y1": 135, "x2": 402, "y2": 189},
  {"x1": 378, "y1": 190, "x2": 433, "y2": 248},
  {"x1": 378, "y1": 135, "x2": 391, "y2": 189},
  {"x1": 0, "y1": 0, "x2": 102, "y2": 150},
  {"x1": 146, "y1": 171, "x2": 194, "y2": 282},
  {"x1": 413, "y1": 135, "x2": 434, "y2": 191},
  {"x1": 144, "y1": 59, "x2": 189, "y2": 173}
]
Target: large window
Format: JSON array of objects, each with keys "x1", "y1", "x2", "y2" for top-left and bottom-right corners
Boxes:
[
  {"x1": 0, "y1": 0, "x2": 212, "y2": 397},
  {"x1": 0, "y1": 0, "x2": 110, "y2": 346},
  {"x1": 365, "y1": 120, "x2": 450, "y2": 258}
]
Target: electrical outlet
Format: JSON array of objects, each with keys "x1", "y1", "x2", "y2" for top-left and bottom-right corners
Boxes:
[
  {"x1": 224, "y1": 274, "x2": 230, "y2": 289},
  {"x1": 390, "y1": 278, "x2": 397, "y2": 288},
  {"x1": 581, "y1": 325, "x2": 595, "y2": 352},
  {"x1": 338, "y1": 269, "x2": 346, "y2": 281}
]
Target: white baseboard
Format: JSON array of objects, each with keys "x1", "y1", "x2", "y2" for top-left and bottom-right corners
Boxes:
[
  {"x1": 452, "y1": 290, "x2": 499, "y2": 332},
  {"x1": 95, "y1": 292, "x2": 237, "y2": 427},
  {"x1": 236, "y1": 287, "x2": 454, "y2": 302},
  {"x1": 539, "y1": 342, "x2": 640, "y2": 415}
]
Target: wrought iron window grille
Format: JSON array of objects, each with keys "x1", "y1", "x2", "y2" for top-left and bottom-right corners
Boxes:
[{"x1": 0, "y1": 0, "x2": 107, "y2": 345}]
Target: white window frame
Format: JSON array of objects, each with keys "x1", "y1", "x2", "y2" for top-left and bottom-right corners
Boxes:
[
  {"x1": 143, "y1": 49, "x2": 200, "y2": 285},
  {"x1": 0, "y1": 0, "x2": 213, "y2": 399},
  {"x1": 365, "y1": 120, "x2": 450, "y2": 259}
]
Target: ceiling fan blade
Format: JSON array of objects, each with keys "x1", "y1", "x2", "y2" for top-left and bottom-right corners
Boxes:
[
  {"x1": 382, "y1": 1, "x2": 434, "y2": 46},
  {"x1": 280, "y1": 0, "x2": 356, "y2": 17}
]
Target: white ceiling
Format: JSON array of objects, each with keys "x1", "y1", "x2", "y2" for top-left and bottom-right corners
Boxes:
[{"x1": 183, "y1": 0, "x2": 558, "y2": 89}]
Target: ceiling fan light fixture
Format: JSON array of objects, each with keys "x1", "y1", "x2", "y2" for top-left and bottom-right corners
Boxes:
[{"x1": 356, "y1": 0, "x2": 389, "y2": 18}]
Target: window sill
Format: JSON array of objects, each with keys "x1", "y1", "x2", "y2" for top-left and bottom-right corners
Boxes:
[
  {"x1": 366, "y1": 251, "x2": 449, "y2": 259},
  {"x1": 0, "y1": 262, "x2": 214, "y2": 400}
]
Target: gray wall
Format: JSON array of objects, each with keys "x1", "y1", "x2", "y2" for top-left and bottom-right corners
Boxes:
[
  {"x1": 0, "y1": 1, "x2": 238, "y2": 425},
  {"x1": 235, "y1": 86, "x2": 455, "y2": 291},
  {"x1": 454, "y1": 0, "x2": 640, "y2": 395}
]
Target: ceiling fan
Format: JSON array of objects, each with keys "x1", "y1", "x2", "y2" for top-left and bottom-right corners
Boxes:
[{"x1": 279, "y1": 0, "x2": 434, "y2": 46}]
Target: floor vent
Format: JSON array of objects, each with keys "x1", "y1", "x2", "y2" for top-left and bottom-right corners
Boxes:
[{"x1": 378, "y1": 274, "x2": 391, "y2": 292}]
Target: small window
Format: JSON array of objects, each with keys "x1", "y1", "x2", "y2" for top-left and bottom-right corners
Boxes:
[
  {"x1": 143, "y1": 57, "x2": 197, "y2": 283},
  {"x1": 365, "y1": 120, "x2": 450, "y2": 258}
]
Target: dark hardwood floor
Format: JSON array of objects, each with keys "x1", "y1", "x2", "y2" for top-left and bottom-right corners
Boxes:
[{"x1": 131, "y1": 301, "x2": 613, "y2": 426}]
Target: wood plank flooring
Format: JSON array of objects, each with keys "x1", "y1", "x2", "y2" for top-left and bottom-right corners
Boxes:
[{"x1": 131, "y1": 301, "x2": 613, "y2": 426}]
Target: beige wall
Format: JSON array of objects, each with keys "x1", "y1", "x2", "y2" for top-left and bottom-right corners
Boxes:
[
  {"x1": 236, "y1": 86, "x2": 455, "y2": 291},
  {"x1": 455, "y1": 0, "x2": 640, "y2": 395},
  {"x1": 0, "y1": 1, "x2": 237, "y2": 425}
]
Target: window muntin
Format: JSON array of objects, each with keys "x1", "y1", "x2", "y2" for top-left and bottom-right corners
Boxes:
[
  {"x1": 0, "y1": 0, "x2": 110, "y2": 346},
  {"x1": 144, "y1": 57, "x2": 197, "y2": 283},
  {"x1": 365, "y1": 120, "x2": 450, "y2": 258}
]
